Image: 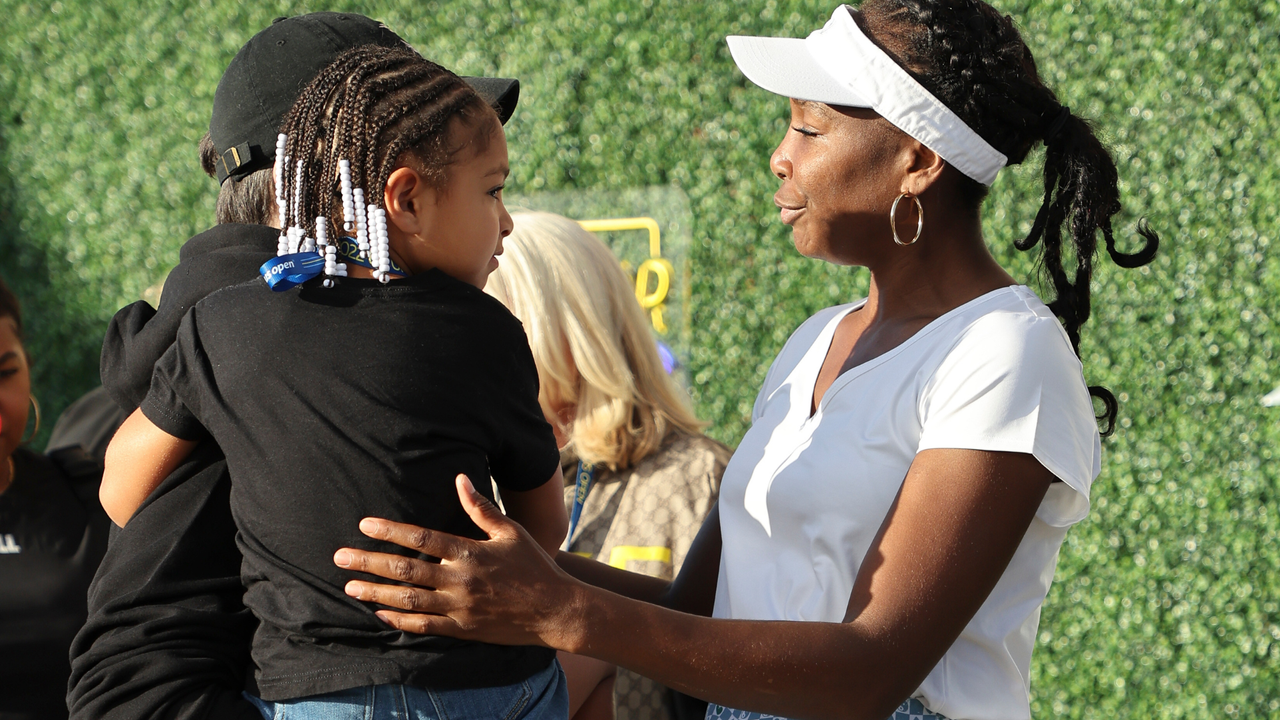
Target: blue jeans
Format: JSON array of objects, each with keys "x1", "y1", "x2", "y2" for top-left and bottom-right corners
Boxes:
[{"x1": 246, "y1": 660, "x2": 568, "y2": 720}]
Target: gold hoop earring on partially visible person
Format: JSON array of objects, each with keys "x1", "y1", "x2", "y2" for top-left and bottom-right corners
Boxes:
[
  {"x1": 20, "y1": 395, "x2": 40, "y2": 444},
  {"x1": 890, "y1": 192, "x2": 924, "y2": 246}
]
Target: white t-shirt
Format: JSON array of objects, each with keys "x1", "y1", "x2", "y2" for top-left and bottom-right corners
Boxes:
[{"x1": 713, "y1": 286, "x2": 1100, "y2": 720}]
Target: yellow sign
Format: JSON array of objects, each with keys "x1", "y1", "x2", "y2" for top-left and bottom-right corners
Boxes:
[{"x1": 578, "y1": 217, "x2": 672, "y2": 334}]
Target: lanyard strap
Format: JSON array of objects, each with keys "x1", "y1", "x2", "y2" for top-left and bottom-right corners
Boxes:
[
  {"x1": 260, "y1": 252, "x2": 325, "y2": 291},
  {"x1": 336, "y1": 236, "x2": 407, "y2": 278},
  {"x1": 564, "y1": 461, "x2": 597, "y2": 550},
  {"x1": 259, "y1": 237, "x2": 408, "y2": 290}
]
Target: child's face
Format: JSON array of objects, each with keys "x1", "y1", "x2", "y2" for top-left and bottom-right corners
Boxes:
[{"x1": 402, "y1": 120, "x2": 513, "y2": 289}]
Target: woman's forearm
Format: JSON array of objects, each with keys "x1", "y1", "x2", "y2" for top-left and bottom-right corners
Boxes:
[{"x1": 556, "y1": 583, "x2": 908, "y2": 720}]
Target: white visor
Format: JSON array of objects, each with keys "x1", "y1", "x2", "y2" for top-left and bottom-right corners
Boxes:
[{"x1": 727, "y1": 5, "x2": 1007, "y2": 185}]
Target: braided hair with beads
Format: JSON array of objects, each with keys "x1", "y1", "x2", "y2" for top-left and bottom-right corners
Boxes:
[
  {"x1": 859, "y1": 0, "x2": 1159, "y2": 434},
  {"x1": 275, "y1": 45, "x2": 500, "y2": 284}
]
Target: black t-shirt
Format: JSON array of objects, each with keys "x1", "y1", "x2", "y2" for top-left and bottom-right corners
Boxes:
[
  {"x1": 0, "y1": 448, "x2": 109, "y2": 720},
  {"x1": 141, "y1": 268, "x2": 560, "y2": 701},
  {"x1": 101, "y1": 223, "x2": 287, "y2": 412}
]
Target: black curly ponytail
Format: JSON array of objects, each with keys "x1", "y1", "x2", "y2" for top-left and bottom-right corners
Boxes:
[{"x1": 860, "y1": 0, "x2": 1158, "y2": 435}]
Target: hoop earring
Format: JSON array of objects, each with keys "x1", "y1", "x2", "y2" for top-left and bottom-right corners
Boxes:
[
  {"x1": 20, "y1": 395, "x2": 40, "y2": 444},
  {"x1": 890, "y1": 193, "x2": 924, "y2": 247}
]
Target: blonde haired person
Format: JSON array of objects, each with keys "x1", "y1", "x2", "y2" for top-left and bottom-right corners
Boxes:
[{"x1": 486, "y1": 211, "x2": 732, "y2": 720}]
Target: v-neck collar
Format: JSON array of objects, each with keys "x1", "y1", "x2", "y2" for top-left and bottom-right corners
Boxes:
[{"x1": 803, "y1": 286, "x2": 1024, "y2": 419}]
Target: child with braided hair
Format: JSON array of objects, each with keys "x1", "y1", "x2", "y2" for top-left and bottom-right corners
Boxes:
[{"x1": 100, "y1": 45, "x2": 569, "y2": 718}]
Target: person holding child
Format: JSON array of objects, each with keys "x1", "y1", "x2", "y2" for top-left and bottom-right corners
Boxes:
[
  {"x1": 69, "y1": 14, "x2": 523, "y2": 720},
  {"x1": 331, "y1": 1, "x2": 1159, "y2": 718},
  {"x1": 100, "y1": 46, "x2": 568, "y2": 718}
]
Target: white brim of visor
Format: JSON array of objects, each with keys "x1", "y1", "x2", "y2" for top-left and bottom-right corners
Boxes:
[{"x1": 726, "y1": 5, "x2": 1007, "y2": 186}]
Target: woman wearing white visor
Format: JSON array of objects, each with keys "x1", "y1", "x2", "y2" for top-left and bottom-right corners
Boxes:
[{"x1": 332, "y1": 2, "x2": 1157, "y2": 719}]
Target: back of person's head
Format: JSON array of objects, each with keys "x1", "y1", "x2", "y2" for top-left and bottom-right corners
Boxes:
[
  {"x1": 199, "y1": 136, "x2": 277, "y2": 226},
  {"x1": 199, "y1": 12, "x2": 411, "y2": 225},
  {"x1": 485, "y1": 211, "x2": 704, "y2": 470},
  {"x1": 858, "y1": 0, "x2": 1157, "y2": 431},
  {"x1": 276, "y1": 45, "x2": 499, "y2": 252}
]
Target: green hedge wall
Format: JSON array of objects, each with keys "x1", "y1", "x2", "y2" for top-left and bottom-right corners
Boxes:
[{"x1": 1, "y1": 0, "x2": 1276, "y2": 716}]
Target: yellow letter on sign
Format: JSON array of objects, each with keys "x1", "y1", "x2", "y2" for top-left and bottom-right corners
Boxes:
[
  {"x1": 577, "y1": 216, "x2": 672, "y2": 334},
  {"x1": 634, "y1": 257, "x2": 673, "y2": 333}
]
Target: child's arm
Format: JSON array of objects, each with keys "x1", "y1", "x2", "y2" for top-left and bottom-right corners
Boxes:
[
  {"x1": 497, "y1": 464, "x2": 569, "y2": 555},
  {"x1": 101, "y1": 408, "x2": 198, "y2": 527}
]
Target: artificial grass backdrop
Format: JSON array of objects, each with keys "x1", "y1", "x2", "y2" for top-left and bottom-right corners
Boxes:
[{"x1": 1, "y1": 0, "x2": 1275, "y2": 715}]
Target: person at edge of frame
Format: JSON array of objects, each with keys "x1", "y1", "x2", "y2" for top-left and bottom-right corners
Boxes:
[
  {"x1": 0, "y1": 277, "x2": 110, "y2": 720},
  {"x1": 65, "y1": 13, "x2": 519, "y2": 720}
]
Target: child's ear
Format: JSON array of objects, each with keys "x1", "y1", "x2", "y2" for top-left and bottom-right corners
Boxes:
[{"x1": 383, "y1": 166, "x2": 435, "y2": 236}]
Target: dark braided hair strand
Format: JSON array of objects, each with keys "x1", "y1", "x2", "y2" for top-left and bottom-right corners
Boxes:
[{"x1": 860, "y1": 0, "x2": 1159, "y2": 434}]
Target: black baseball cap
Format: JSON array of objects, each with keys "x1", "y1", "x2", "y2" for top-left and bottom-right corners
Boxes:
[{"x1": 209, "y1": 12, "x2": 520, "y2": 184}]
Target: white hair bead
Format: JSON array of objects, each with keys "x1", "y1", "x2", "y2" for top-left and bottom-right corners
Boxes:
[
  {"x1": 315, "y1": 216, "x2": 329, "y2": 251},
  {"x1": 274, "y1": 134, "x2": 290, "y2": 253},
  {"x1": 373, "y1": 207, "x2": 391, "y2": 277},
  {"x1": 288, "y1": 226, "x2": 304, "y2": 255},
  {"x1": 274, "y1": 135, "x2": 288, "y2": 212},
  {"x1": 367, "y1": 203, "x2": 386, "y2": 276},
  {"x1": 315, "y1": 216, "x2": 341, "y2": 287},
  {"x1": 338, "y1": 160, "x2": 355, "y2": 233},
  {"x1": 353, "y1": 188, "x2": 369, "y2": 258},
  {"x1": 366, "y1": 202, "x2": 379, "y2": 245},
  {"x1": 374, "y1": 205, "x2": 391, "y2": 283}
]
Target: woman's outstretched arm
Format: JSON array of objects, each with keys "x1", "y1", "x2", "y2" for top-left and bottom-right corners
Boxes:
[{"x1": 336, "y1": 449, "x2": 1052, "y2": 720}]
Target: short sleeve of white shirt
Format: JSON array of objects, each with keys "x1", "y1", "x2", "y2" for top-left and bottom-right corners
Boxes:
[{"x1": 916, "y1": 297, "x2": 1101, "y2": 526}]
